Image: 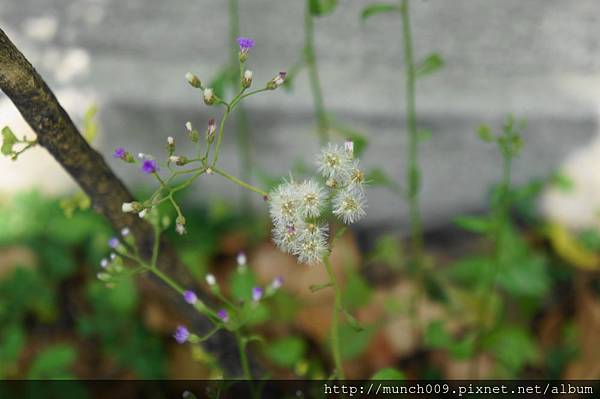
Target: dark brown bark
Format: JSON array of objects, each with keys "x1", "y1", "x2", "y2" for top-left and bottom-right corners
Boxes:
[{"x1": 0, "y1": 28, "x2": 254, "y2": 376}]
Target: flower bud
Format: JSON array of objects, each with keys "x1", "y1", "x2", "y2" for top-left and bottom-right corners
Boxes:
[
  {"x1": 169, "y1": 155, "x2": 188, "y2": 166},
  {"x1": 207, "y1": 118, "x2": 216, "y2": 143},
  {"x1": 175, "y1": 215, "x2": 187, "y2": 235},
  {"x1": 203, "y1": 88, "x2": 216, "y2": 105},
  {"x1": 344, "y1": 139, "x2": 354, "y2": 156},
  {"x1": 185, "y1": 72, "x2": 202, "y2": 88},
  {"x1": 185, "y1": 121, "x2": 193, "y2": 132},
  {"x1": 242, "y1": 70, "x2": 253, "y2": 88},
  {"x1": 167, "y1": 136, "x2": 174, "y2": 145},
  {"x1": 267, "y1": 72, "x2": 286, "y2": 90},
  {"x1": 205, "y1": 273, "x2": 216, "y2": 286}
]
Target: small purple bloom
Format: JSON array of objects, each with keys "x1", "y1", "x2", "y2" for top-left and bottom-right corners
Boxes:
[
  {"x1": 113, "y1": 147, "x2": 126, "y2": 159},
  {"x1": 108, "y1": 237, "x2": 119, "y2": 249},
  {"x1": 183, "y1": 290, "x2": 197, "y2": 305},
  {"x1": 217, "y1": 309, "x2": 229, "y2": 323},
  {"x1": 252, "y1": 287, "x2": 263, "y2": 302},
  {"x1": 272, "y1": 276, "x2": 283, "y2": 290},
  {"x1": 236, "y1": 36, "x2": 255, "y2": 51},
  {"x1": 173, "y1": 325, "x2": 189, "y2": 344},
  {"x1": 141, "y1": 159, "x2": 159, "y2": 174}
]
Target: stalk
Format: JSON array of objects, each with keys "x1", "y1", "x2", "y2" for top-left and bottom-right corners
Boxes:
[
  {"x1": 304, "y1": 0, "x2": 329, "y2": 145},
  {"x1": 323, "y1": 255, "x2": 345, "y2": 379}
]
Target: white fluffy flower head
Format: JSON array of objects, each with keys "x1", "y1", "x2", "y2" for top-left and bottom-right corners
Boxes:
[
  {"x1": 333, "y1": 188, "x2": 366, "y2": 225},
  {"x1": 269, "y1": 141, "x2": 367, "y2": 265}
]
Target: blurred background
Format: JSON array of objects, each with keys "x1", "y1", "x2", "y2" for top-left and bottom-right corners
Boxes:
[{"x1": 2, "y1": 0, "x2": 600, "y2": 382}]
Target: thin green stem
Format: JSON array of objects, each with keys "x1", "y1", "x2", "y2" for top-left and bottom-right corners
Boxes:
[
  {"x1": 304, "y1": 0, "x2": 329, "y2": 145},
  {"x1": 229, "y1": 0, "x2": 253, "y2": 210},
  {"x1": 213, "y1": 167, "x2": 268, "y2": 197},
  {"x1": 323, "y1": 255, "x2": 345, "y2": 379},
  {"x1": 400, "y1": 0, "x2": 424, "y2": 267}
]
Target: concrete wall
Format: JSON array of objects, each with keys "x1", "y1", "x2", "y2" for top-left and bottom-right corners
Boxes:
[{"x1": 2, "y1": 0, "x2": 600, "y2": 229}]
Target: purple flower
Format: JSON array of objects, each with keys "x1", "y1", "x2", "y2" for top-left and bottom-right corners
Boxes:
[
  {"x1": 183, "y1": 290, "x2": 197, "y2": 305},
  {"x1": 271, "y1": 276, "x2": 283, "y2": 290},
  {"x1": 236, "y1": 36, "x2": 255, "y2": 51},
  {"x1": 217, "y1": 309, "x2": 229, "y2": 323},
  {"x1": 141, "y1": 159, "x2": 159, "y2": 174},
  {"x1": 113, "y1": 147, "x2": 126, "y2": 159},
  {"x1": 108, "y1": 237, "x2": 119, "y2": 249},
  {"x1": 252, "y1": 287, "x2": 263, "y2": 302},
  {"x1": 173, "y1": 325, "x2": 189, "y2": 344}
]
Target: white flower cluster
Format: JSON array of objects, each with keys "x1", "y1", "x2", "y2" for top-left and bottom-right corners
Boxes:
[{"x1": 269, "y1": 141, "x2": 367, "y2": 265}]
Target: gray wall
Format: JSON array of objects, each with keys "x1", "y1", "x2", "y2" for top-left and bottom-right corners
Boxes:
[{"x1": 1, "y1": 0, "x2": 599, "y2": 229}]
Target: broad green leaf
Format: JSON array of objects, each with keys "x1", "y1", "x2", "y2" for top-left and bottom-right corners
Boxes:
[
  {"x1": 486, "y1": 327, "x2": 538, "y2": 374},
  {"x1": 545, "y1": 223, "x2": 599, "y2": 270},
  {"x1": 371, "y1": 368, "x2": 405, "y2": 380},
  {"x1": 27, "y1": 344, "x2": 77, "y2": 379},
  {"x1": 416, "y1": 53, "x2": 444, "y2": 78},
  {"x1": 309, "y1": 0, "x2": 338, "y2": 16},
  {"x1": 342, "y1": 272, "x2": 372, "y2": 309},
  {"x1": 265, "y1": 337, "x2": 306, "y2": 367},
  {"x1": 340, "y1": 324, "x2": 375, "y2": 360},
  {"x1": 1, "y1": 126, "x2": 17, "y2": 156},
  {"x1": 454, "y1": 215, "x2": 492, "y2": 234},
  {"x1": 361, "y1": 3, "x2": 399, "y2": 21}
]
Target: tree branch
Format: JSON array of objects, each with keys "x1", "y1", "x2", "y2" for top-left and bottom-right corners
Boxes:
[{"x1": 0, "y1": 28, "x2": 256, "y2": 377}]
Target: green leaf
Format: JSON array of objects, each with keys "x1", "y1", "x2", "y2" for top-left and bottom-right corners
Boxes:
[
  {"x1": 366, "y1": 168, "x2": 401, "y2": 193},
  {"x1": 0, "y1": 325, "x2": 25, "y2": 370},
  {"x1": 453, "y1": 215, "x2": 492, "y2": 234},
  {"x1": 342, "y1": 272, "x2": 372, "y2": 310},
  {"x1": 27, "y1": 344, "x2": 77, "y2": 379},
  {"x1": 361, "y1": 3, "x2": 399, "y2": 21},
  {"x1": 309, "y1": 0, "x2": 338, "y2": 16},
  {"x1": 416, "y1": 53, "x2": 444, "y2": 78},
  {"x1": 309, "y1": 282, "x2": 333, "y2": 293},
  {"x1": 486, "y1": 327, "x2": 538, "y2": 374},
  {"x1": 371, "y1": 368, "x2": 405, "y2": 380},
  {"x1": 265, "y1": 337, "x2": 306, "y2": 367},
  {"x1": 477, "y1": 124, "x2": 494, "y2": 142},
  {"x1": 340, "y1": 324, "x2": 375, "y2": 360},
  {"x1": 1, "y1": 126, "x2": 17, "y2": 156},
  {"x1": 83, "y1": 105, "x2": 98, "y2": 143},
  {"x1": 424, "y1": 320, "x2": 452, "y2": 348},
  {"x1": 551, "y1": 172, "x2": 575, "y2": 193}
]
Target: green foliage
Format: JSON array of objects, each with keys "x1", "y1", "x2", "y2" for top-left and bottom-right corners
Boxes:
[
  {"x1": 82, "y1": 105, "x2": 98, "y2": 143},
  {"x1": 339, "y1": 324, "x2": 375, "y2": 360},
  {"x1": 1, "y1": 126, "x2": 17, "y2": 156},
  {"x1": 366, "y1": 168, "x2": 402, "y2": 194},
  {"x1": 309, "y1": 0, "x2": 338, "y2": 16},
  {"x1": 27, "y1": 344, "x2": 77, "y2": 379},
  {"x1": 454, "y1": 215, "x2": 492, "y2": 234},
  {"x1": 342, "y1": 272, "x2": 372, "y2": 310},
  {"x1": 361, "y1": 3, "x2": 399, "y2": 21},
  {"x1": 371, "y1": 368, "x2": 405, "y2": 380},
  {"x1": 416, "y1": 53, "x2": 444, "y2": 78},
  {"x1": 369, "y1": 234, "x2": 403, "y2": 268},
  {"x1": 0, "y1": 324, "x2": 25, "y2": 377},
  {"x1": 485, "y1": 327, "x2": 539, "y2": 375},
  {"x1": 265, "y1": 336, "x2": 307, "y2": 367}
]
